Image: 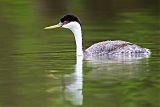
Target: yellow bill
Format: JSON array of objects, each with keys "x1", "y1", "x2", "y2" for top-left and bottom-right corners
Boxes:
[{"x1": 44, "y1": 22, "x2": 62, "y2": 29}]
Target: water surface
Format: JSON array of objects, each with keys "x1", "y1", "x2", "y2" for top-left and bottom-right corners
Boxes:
[{"x1": 0, "y1": 0, "x2": 159, "y2": 107}]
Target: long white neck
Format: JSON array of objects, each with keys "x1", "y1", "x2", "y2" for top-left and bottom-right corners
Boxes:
[
  {"x1": 62, "y1": 22, "x2": 83, "y2": 56},
  {"x1": 72, "y1": 28, "x2": 83, "y2": 56}
]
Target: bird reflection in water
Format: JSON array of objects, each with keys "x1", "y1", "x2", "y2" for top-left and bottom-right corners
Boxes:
[
  {"x1": 63, "y1": 56, "x2": 83, "y2": 105},
  {"x1": 85, "y1": 55, "x2": 150, "y2": 81},
  {"x1": 63, "y1": 54, "x2": 150, "y2": 105},
  {"x1": 47, "y1": 54, "x2": 149, "y2": 106}
]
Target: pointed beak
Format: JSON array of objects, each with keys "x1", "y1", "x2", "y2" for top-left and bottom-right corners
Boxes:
[{"x1": 44, "y1": 22, "x2": 63, "y2": 29}]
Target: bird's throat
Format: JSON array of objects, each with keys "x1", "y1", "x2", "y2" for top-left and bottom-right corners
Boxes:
[{"x1": 71, "y1": 28, "x2": 83, "y2": 56}]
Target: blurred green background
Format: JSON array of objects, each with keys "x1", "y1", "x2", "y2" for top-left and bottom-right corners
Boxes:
[{"x1": 0, "y1": 0, "x2": 159, "y2": 107}]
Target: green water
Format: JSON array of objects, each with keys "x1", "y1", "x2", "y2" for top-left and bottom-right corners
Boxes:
[{"x1": 0, "y1": 0, "x2": 159, "y2": 107}]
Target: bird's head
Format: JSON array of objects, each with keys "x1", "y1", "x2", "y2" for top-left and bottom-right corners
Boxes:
[{"x1": 44, "y1": 14, "x2": 81, "y2": 31}]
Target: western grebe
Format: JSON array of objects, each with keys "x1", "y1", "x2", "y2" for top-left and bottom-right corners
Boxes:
[{"x1": 44, "y1": 14, "x2": 151, "y2": 57}]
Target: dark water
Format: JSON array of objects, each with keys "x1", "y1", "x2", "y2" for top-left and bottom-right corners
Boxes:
[{"x1": 0, "y1": 0, "x2": 160, "y2": 107}]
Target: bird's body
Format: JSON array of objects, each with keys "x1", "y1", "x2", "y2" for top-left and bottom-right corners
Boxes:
[
  {"x1": 45, "y1": 14, "x2": 151, "y2": 58},
  {"x1": 85, "y1": 40, "x2": 150, "y2": 56}
]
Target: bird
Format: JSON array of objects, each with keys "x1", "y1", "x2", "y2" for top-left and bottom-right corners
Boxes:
[{"x1": 44, "y1": 14, "x2": 151, "y2": 58}]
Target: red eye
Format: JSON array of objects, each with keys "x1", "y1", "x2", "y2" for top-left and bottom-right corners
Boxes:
[{"x1": 64, "y1": 20, "x2": 69, "y2": 24}]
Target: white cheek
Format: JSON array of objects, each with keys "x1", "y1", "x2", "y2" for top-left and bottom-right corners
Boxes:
[
  {"x1": 62, "y1": 22, "x2": 81, "y2": 32},
  {"x1": 62, "y1": 23, "x2": 73, "y2": 29}
]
